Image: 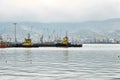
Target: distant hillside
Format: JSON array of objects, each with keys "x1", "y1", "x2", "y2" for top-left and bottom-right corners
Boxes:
[{"x1": 0, "y1": 18, "x2": 120, "y2": 42}]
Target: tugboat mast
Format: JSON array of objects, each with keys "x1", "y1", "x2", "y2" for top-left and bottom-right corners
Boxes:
[
  {"x1": 14, "y1": 23, "x2": 17, "y2": 43},
  {"x1": 28, "y1": 33, "x2": 30, "y2": 39}
]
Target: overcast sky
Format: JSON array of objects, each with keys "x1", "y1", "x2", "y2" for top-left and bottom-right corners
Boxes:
[{"x1": 0, "y1": 0, "x2": 120, "y2": 22}]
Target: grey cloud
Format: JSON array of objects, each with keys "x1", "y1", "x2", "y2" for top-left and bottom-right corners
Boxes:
[{"x1": 0, "y1": 0, "x2": 120, "y2": 22}]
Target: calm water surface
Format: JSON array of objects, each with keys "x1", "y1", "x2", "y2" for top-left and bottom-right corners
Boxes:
[{"x1": 0, "y1": 46, "x2": 120, "y2": 80}]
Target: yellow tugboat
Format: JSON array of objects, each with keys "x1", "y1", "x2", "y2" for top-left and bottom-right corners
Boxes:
[
  {"x1": 16, "y1": 32, "x2": 82, "y2": 48},
  {"x1": 61, "y1": 36, "x2": 69, "y2": 45},
  {"x1": 55, "y1": 32, "x2": 71, "y2": 47},
  {"x1": 22, "y1": 33, "x2": 32, "y2": 47},
  {"x1": 55, "y1": 32, "x2": 82, "y2": 47}
]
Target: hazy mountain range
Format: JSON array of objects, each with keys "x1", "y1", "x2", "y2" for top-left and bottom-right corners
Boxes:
[{"x1": 0, "y1": 18, "x2": 120, "y2": 42}]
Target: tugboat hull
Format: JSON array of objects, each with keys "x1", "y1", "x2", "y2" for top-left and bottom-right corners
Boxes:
[
  {"x1": 0, "y1": 41, "x2": 7, "y2": 48},
  {"x1": 9, "y1": 43, "x2": 82, "y2": 48},
  {"x1": 55, "y1": 43, "x2": 82, "y2": 47}
]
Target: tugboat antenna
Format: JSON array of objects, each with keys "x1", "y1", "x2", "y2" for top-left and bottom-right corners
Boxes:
[{"x1": 66, "y1": 31, "x2": 68, "y2": 37}]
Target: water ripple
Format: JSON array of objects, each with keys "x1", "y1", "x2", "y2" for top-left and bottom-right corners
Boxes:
[{"x1": 0, "y1": 48, "x2": 120, "y2": 80}]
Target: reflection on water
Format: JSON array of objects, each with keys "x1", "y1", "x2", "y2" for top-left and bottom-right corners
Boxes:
[
  {"x1": 63, "y1": 50, "x2": 69, "y2": 63},
  {"x1": 112, "y1": 78, "x2": 120, "y2": 80},
  {"x1": 24, "y1": 49, "x2": 32, "y2": 64},
  {"x1": 0, "y1": 48, "x2": 120, "y2": 80},
  {"x1": 0, "y1": 50, "x2": 8, "y2": 64}
]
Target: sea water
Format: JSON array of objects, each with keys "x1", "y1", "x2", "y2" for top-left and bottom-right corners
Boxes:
[{"x1": 0, "y1": 44, "x2": 120, "y2": 80}]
